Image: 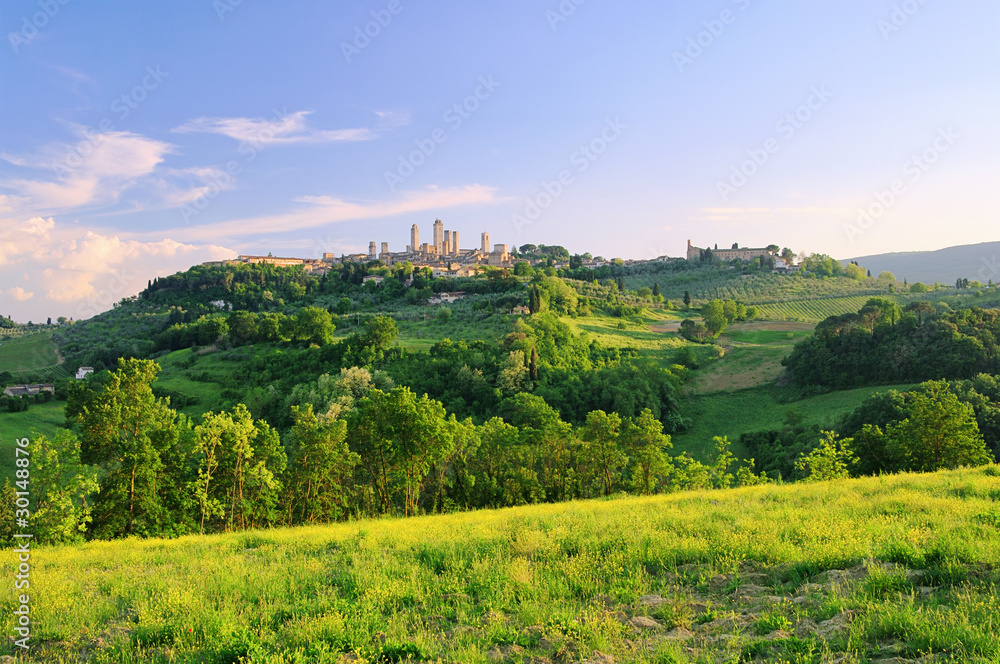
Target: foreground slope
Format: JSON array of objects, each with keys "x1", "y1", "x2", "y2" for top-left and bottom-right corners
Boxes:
[{"x1": 6, "y1": 467, "x2": 1000, "y2": 663}]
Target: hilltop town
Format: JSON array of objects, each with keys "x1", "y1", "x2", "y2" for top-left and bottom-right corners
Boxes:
[{"x1": 202, "y1": 219, "x2": 514, "y2": 279}]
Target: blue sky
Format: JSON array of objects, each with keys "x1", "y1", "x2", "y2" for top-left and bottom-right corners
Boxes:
[{"x1": 1, "y1": 0, "x2": 998, "y2": 322}]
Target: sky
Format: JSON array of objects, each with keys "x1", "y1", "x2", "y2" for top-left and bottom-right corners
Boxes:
[{"x1": 1, "y1": 0, "x2": 998, "y2": 323}]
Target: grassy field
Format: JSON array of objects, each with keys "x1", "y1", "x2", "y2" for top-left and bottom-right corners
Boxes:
[
  {"x1": 673, "y1": 384, "x2": 916, "y2": 460},
  {"x1": 0, "y1": 331, "x2": 60, "y2": 373},
  {"x1": 685, "y1": 322, "x2": 815, "y2": 395},
  {"x1": 8, "y1": 467, "x2": 1000, "y2": 663},
  {"x1": 153, "y1": 348, "x2": 244, "y2": 418},
  {"x1": 0, "y1": 401, "x2": 67, "y2": 481}
]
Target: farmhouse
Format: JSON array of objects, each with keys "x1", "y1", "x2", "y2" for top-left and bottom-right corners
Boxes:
[{"x1": 3, "y1": 383, "x2": 55, "y2": 397}]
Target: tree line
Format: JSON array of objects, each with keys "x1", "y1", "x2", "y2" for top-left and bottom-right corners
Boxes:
[
  {"x1": 783, "y1": 300, "x2": 1000, "y2": 388},
  {"x1": 0, "y1": 357, "x2": 765, "y2": 545},
  {"x1": 742, "y1": 378, "x2": 999, "y2": 480}
]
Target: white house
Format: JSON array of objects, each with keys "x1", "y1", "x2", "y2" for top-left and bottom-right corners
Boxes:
[{"x1": 75, "y1": 367, "x2": 94, "y2": 380}]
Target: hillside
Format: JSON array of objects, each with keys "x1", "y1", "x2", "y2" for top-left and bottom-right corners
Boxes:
[
  {"x1": 7, "y1": 467, "x2": 1000, "y2": 663},
  {"x1": 844, "y1": 241, "x2": 1000, "y2": 286}
]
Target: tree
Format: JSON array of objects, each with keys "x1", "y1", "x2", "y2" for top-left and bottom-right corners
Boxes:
[
  {"x1": 885, "y1": 381, "x2": 991, "y2": 472},
  {"x1": 79, "y1": 359, "x2": 181, "y2": 538},
  {"x1": 497, "y1": 350, "x2": 529, "y2": 395},
  {"x1": 683, "y1": 291, "x2": 692, "y2": 308},
  {"x1": 336, "y1": 296, "x2": 352, "y2": 315},
  {"x1": 621, "y1": 409, "x2": 671, "y2": 495},
  {"x1": 191, "y1": 404, "x2": 285, "y2": 532},
  {"x1": 904, "y1": 300, "x2": 936, "y2": 325},
  {"x1": 472, "y1": 417, "x2": 541, "y2": 508},
  {"x1": 197, "y1": 317, "x2": 228, "y2": 345},
  {"x1": 652, "y1": 282, "x2": 661, "y2": 297},
  {"x1": 282, "y1": 404, "x2": 358, "y2": 524},
  {"x1": 348, "y1": 388, "x2": 455, "y2": 515},
  {"x1": 579, "y1": 410, "x2": 626, "y2": 496},
  {"x1": 295, "y1": 306, "x2": 334, "y2": 345},
  {"x1": 794, "y1": 431, "x2": 857, "y2": 481},
  {"x1": 513, "y1": 261, "x2": 534, "y2": 277},
  {"x1": 500, "y1": 394, "x2": 575, "y2": 501},
  {"x1": 701, "y1": 300, "x2": 728, "y2": 337},
  {"x1": 528, "y1": 285, "x2": 543, "y2": 315},
  {"x1": 359, "y1": 315, "x2": 398, "y2": 350},
  {"x1": 709, "y1": 436, "x2": 736, "y2": 488},
  {"x1": 845, "y1": 263, "x2": 867, "y2": 280},
  {"x1": 30, "y1": 432, "x2": 99, "y2": 544}
]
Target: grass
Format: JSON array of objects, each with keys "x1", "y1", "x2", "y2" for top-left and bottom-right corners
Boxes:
[
  {"x1": 673, "y1": 383, "x2": 917, "y2": 460},
  {"x1": 8, "y1": 467, "x2": 1000, "y2": 662},
  {"x1": 0, "y1": 400, "x2": 67, "y2": 481},
  {"x1": 153, "y1": 348, "x2": 243, "y2": 418},
  {"x1": 685, "y1": 322, "x2": 815, "y2": 395},
  {"x1": 0, "y1": 331, "x2": 60, "y2": 373},
  {"x1": 564, "y1": 309, "x2": 699, "y2": 367}
]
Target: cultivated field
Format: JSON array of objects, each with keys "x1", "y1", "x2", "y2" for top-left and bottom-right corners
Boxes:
[
  {"x1": 5, "y1": 467, "x2": 1000, "y2": 663},
  {"x1": 0, "y1": 332, "x2": 61, "y2": 373},
  {"x1": 752, "y1": 295, "x2": 917, "y2": 323}
]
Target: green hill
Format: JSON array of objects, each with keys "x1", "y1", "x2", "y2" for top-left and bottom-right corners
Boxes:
[{"x1": 8, "y1": 467, "x2": 1000, "y2": 663}]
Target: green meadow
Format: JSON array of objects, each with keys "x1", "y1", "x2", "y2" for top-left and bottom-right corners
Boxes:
[{"x1": 6, "y1": 467, "x2": 1000, "y2": 663}]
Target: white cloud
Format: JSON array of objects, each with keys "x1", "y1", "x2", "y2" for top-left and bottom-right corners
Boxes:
[
  {"x1": 0, "y1": 216, "x2": 234, "y2": 322},
  {"x1": 1, "y1": 127, "x2": 175, "y2": 210},
  {"x1": 172, "y1": 110, "x2": 375, "y2": 145},
  {"x1": 4, "y1": 287, "x2": 34, "y2": 302},
  {"x1": 151, "y1": 184, "x2": 502, "y2": 243}
]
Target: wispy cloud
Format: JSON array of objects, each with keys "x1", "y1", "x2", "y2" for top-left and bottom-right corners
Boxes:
[
  {"x1": 149, "y1": 184, "x2": 502, "y2": 243},
  {"x1": 374, "y1": 110, "x2": 412, "y2": 130},
  {"x1": 172, "y1": 110, "x2": 376, "y2": 145},
  {"x1": 1, "y1": 127, "x2": 175, "y2": 210}
]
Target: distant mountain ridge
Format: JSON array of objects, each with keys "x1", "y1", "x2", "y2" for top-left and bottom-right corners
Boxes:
[{"x1": 843, "y1": 241, "x2": 1000, "y2": 285}]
